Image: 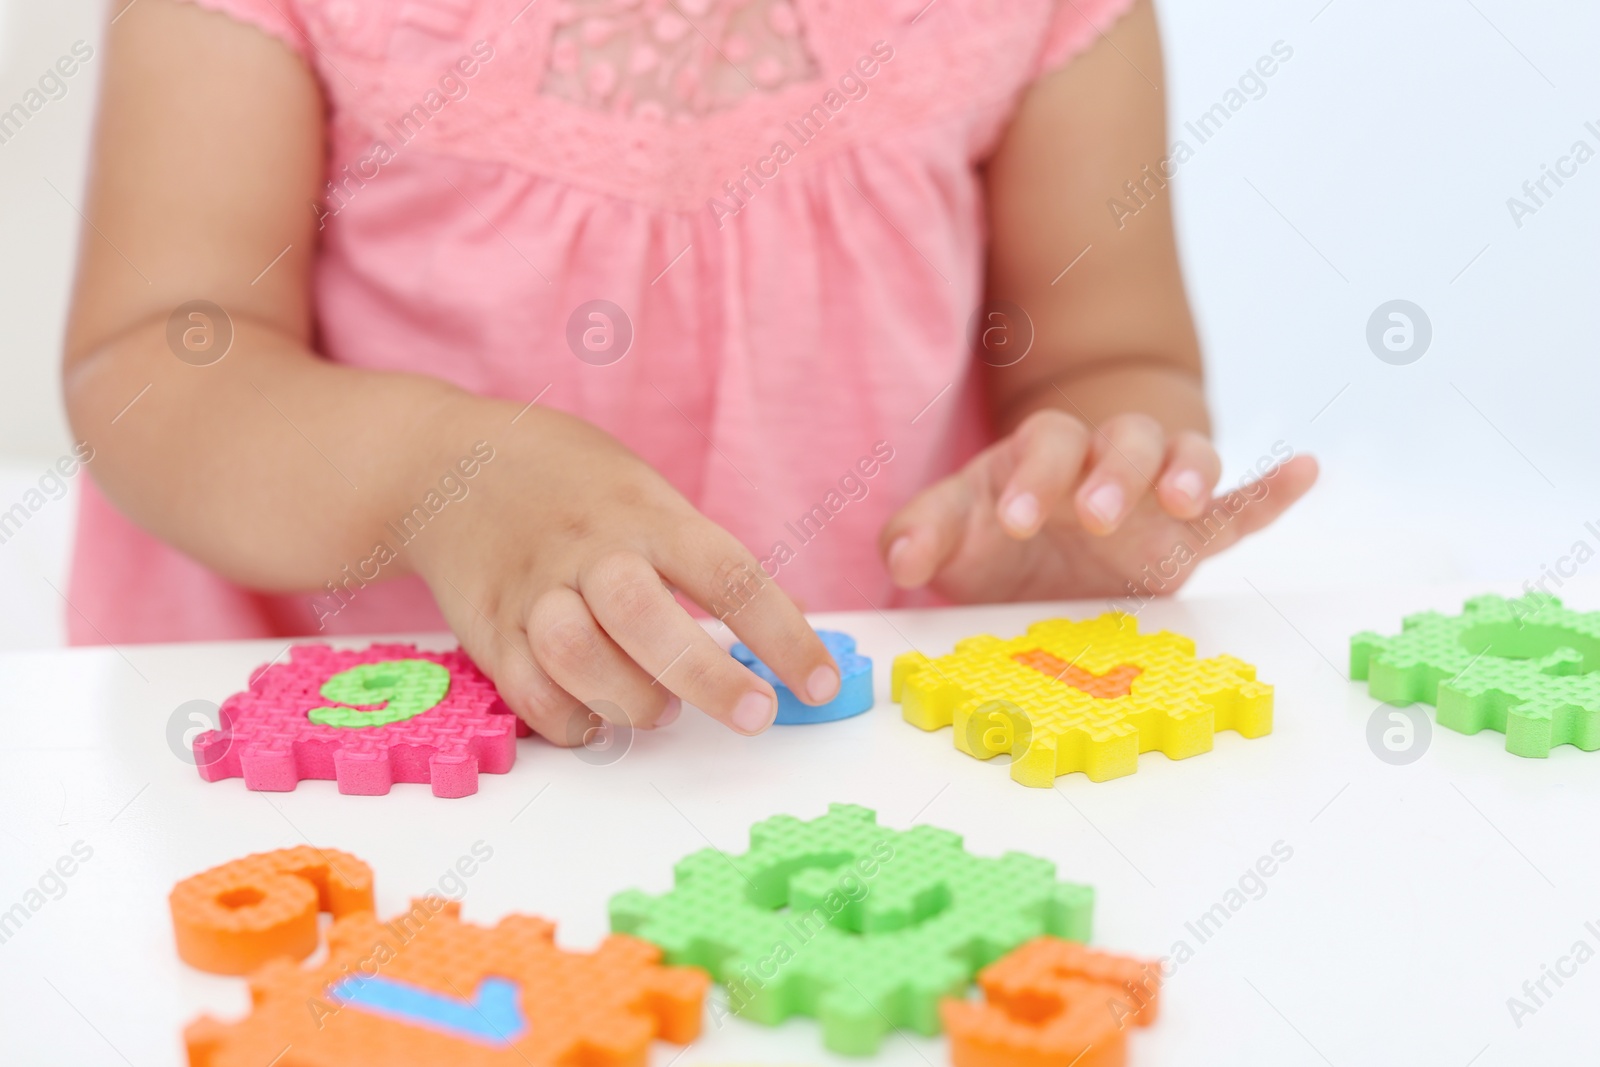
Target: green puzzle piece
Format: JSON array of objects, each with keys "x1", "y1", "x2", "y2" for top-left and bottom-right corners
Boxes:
[
  {"x1": 1352, "y1": 593, "x2": 1600, "y2": 757},
  {"x1": 608, "y1": 803, "x2": 1092, "y2": 1055},
  {"x1": 307, "y1": 659, "x2": 450, "y2": 729}
]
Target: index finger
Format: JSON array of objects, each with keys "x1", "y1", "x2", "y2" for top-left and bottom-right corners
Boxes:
[
  {"x1": 658, "y1": 527, "x2": 842, "y2": 708},
  {"x1": 580, "y1": 550, "x2": 780, "y2": 734}
]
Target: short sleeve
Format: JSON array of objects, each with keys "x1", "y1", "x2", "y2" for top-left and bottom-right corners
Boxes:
[
  {"x1": 178, "y1": 0, "x2": 312, "y2": 62},
  {"x1": 1031, "y1": 0, "x2": 1137, "y2": 78}
]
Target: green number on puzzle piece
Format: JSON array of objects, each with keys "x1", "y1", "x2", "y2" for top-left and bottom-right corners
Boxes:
[{"x1": 307, "y1": 659, "x2": 451, "y2": 728}]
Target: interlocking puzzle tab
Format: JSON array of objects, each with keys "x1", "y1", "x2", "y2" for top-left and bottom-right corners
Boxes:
[
  {"x1": 171, "y1": 847, "x2": 375, "y2": 975},
  {"x1": 943, "y1": 938, "x2": 1159, "y2": 1067},
  {"x1": 609, "y1": 803, "x2": 1093, "y2": 1055},
  {"x1": 195, "y1": 644, "x2": 528, "y2": 798},
  {"x1": 1352, "y1": 593, "x2": 1600, "y2": 757},
  {"x1": 731, "y1": 630, "x2": 874, "y2": 724},
  {"x1": 892, "y1": 614, "x2": 1272, "y2": 785},
  {"x1": 184, "y1": 899, "x2": 708, "y2": 1067}
]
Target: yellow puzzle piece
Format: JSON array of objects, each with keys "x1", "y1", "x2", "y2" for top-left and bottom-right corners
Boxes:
[{"x1": 891, "y1": 614, "x2": 1272, "y2": 785}]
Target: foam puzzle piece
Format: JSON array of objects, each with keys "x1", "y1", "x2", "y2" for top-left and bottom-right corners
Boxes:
[
  {"x1": 184, "y1": 900, "x2": 708, "y2": 1067},
  {"x1": 942, "y1": 938, "x2": 1160, "y2": 1067},
  {"x1": 609, "y1": 803, "x2": 1093, "y2": 1055},
  {"x1": 195, "y1": 644, "x2": 530, "y2": 797},
  {"x1": 328, "y1": 975, "x2": 527, "y2": 1044},
  {"x1": 171, "y1": 847, "x2": 375, "y2": 975},
  {"x1": 891, "y1": 614, "x2": 1272, "y2": 785},
  {"x1": 731, "y1": 630, "x2": 874, "y2": 724},
  {"x1": 1352, "y1": 593, "x2": 1600, "y2": 756}
]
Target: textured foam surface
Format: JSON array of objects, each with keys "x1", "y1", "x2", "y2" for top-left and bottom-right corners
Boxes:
[
  {"x1": 1352, "y1": 592, "x2": 1600, "y2": 756},
  {"x1": 731, "y1": 630, "x2": 874, "y2": 724},
  {"x1": 184, "y1": 901, "x2": 708, "y2": 1067},
  {"x1": 609, "y1": 803, "x2": 1093, "y2": 1055},
  {"x1": 892, "y1": 614, "x2": 1272, "y2": 784},
  {"x1": 195, "y1": 644, "x2": 528, "y2": 797},
  {"x1": 943, "y1": 937, "x2": 1160, "y2": 1067},
  {"x1": 170, "y1": 847, "x2": 375, "y2": 975}
]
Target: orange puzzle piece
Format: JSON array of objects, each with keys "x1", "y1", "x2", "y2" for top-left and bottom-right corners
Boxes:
[
  {"x1": 184, "y1": 899, "x2": 709, "y2": 1067},
  {"x1": 1010, "y1": 650, "x2": 1142, "y2": 700},
  {"x1": 942, "y1": 938, "x2": 1160, "y2": 1067},
  {"x1": 170, "y1": 846, "x2": 375, "y2": 975}
]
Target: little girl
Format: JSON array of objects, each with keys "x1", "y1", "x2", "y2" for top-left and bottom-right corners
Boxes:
[{"x1": 62, "y1": 0, "x2": 1316, "y2": 742}]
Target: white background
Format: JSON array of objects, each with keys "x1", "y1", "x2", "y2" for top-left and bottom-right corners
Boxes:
[{"x1": 2, "y1": 0, "x2": 1599, "y2": 644}]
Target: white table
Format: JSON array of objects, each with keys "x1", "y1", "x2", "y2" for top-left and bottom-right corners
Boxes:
[{"x1": 3, "y1": 586, "x2": 1597, "y2": 1067}]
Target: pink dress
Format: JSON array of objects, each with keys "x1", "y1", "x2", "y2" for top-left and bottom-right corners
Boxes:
[{"x1": 69, "y1": 0, "x2": 1132, "y2": 643}]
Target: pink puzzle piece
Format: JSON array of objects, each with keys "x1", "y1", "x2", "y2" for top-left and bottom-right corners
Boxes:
[{"x1": 195, "y1": 644, "x2": 529, "y2": 798}]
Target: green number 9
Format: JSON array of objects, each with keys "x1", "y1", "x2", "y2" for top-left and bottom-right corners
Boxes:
[{"x1": 307, "y1": 659, "x2": 451, "y2": 728}]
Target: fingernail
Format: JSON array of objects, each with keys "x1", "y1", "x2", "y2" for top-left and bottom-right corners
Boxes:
[
  {"x1": 656, "y1": 696, "x2": 681, "y2": 727},
  {"x1": 1170, "y1": 470, "x2": 1205, "y2": 502},
  {"x1": 1001, "y1": 492, "x2": 1039, "y2": 533},
  {"x1": 732, "y1": 691, "x2": 775, "y2": 734},
  {"x1": 1085, "y1": 483, "x2": 1124, "y2": 525},
  {"x1": 888, "y1": 535, "x2": 913, "y2": 572},
  {"x1": 807, "y1": 664, "x2": 840, "y2": 703}
]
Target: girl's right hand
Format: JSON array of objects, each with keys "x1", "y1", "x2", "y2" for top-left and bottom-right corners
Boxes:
[
  {"x1": 409, "y1": 403, "x2": 841, "y2": 745},
  {"x1": 61, "y1": 0, "x2": 835, "y2": 743}
]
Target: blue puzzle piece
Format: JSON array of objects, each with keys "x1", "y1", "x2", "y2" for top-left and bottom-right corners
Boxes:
[
  {"x1": 731, "y1": 629, "x2": 874, "y2": 724},
  {"x1": 329, "y1": 974, "x2": 527, "y2": 1044}
]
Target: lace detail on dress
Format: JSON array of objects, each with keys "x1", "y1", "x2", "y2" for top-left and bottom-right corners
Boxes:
[{"x1": 541, "y1": 0, "x2": 820, "y2": 122}]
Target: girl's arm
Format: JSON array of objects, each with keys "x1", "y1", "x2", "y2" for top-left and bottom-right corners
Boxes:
[
  {"x1": 63, "y1": 0, "x2": 403, "y2": 592},
  {"x1": 983, "y1": 0, "x2": 1205, "y2": 441},
  {"x1": 64, "y1": 0, "x2": 835, "y2": 737},
  {"x1": 880, "y1": 0, "x2": 1317, "y2": 602}
]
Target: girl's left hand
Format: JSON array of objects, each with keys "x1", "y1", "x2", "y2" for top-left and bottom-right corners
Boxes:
[{"x1": 878, "y1": 410, "x2": 1318, "y2": 603}]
